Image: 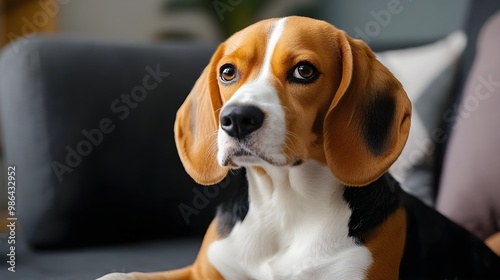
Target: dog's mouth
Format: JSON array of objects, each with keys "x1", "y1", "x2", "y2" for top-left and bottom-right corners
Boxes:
[
  {"x1": 220, "y1": 144, "x2": 302, "y2": 168},
  {"x1": 221, "y1": 146, "x2": 272, "y2": 167}
]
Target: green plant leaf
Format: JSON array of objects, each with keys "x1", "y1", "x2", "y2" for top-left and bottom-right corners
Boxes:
[{"x1": 162, "y1": 0, "x2": 320, "y2": 40}]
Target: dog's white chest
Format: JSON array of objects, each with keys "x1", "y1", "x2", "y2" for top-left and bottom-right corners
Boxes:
[{"x1": 207, "y1": 162, "x2": 373, "y2": 280}]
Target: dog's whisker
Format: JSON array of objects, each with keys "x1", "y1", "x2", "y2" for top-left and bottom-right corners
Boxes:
[
  {"x1": 204, "y1": 139, "x2": 219, "y2": 162},
  {"x1": 286, "y1": 131, "x2": 305, "y2": 145},
  {"x1": 194, "y1": 129, "x2": 218, "y2": 148},
  {"x1": 281, "y1": 135, "x2": 301, "y2": 160},
  {"x1": 280, "y1": 105, "x2": 293, "y2": 114},
  {"x1": 284, "y1": 132, "x2": 306, "y2": 157},
  {"x1": 284, "y1": 142, "x2": 301, "y2": 160}
]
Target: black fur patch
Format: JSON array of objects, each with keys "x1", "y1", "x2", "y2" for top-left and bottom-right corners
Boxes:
[
  {"x1": 400, "y1": 190, "x2": 500, "y2": 279},
  {"x1": 343, "y1": 173, "x2": 401, "y2": 243},
  {"x1": 216, "y1": 169, "x2": 249, "y2": 238},
  {"x1": 363, "y1": 94, "x2": 396, "y2": 156}
]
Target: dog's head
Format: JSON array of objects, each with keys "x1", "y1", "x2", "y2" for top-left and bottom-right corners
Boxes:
[{"x1": 175, "y1": 16, "x2": 411, "y2": 186}]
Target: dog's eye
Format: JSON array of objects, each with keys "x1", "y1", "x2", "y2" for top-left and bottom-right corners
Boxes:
[
  {"x1": 289, "y1": 62, "x2": 319, "y2": 83},
  {"x1": 220, "y1": 64, "x2": 237, "y2": 83}
]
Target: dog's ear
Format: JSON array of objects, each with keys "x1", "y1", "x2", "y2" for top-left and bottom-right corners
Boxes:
[
  {"x1": 324, "y1": 33, "x2": 411, "y2": 186},
  {"x1": 174, "y1": 46, "x2": 229, "y2": 185}
]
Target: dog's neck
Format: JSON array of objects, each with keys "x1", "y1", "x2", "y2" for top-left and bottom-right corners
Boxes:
[
  {"x1": 229, "y1": 160, "x2": 353, "y2": 250},
  {"x1": 216, "y1": 160, "x2": 402, "y2": 242},
  {"x1": 217, "y1": 160, "x2": 348, "y2": 238},
  {"x1": 245, "y1": 160, "x2": 346, "y2": 223}
]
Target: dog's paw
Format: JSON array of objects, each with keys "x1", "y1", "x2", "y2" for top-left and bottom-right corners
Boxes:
[{"x1": 96, "y1": 272, "x2": 138, "y2": 280}]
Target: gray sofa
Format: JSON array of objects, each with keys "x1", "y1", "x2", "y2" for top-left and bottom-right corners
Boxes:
[{"x1": 1, "y1": 1, "x2": 499, "y2": 279}]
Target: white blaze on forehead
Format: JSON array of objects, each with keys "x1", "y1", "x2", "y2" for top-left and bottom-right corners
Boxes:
[
  {"x1": 257, "y1": 17, "x2": 287, "y2": 82},
  {"x1": 225, "y1": 17, "x2": 288, "y2": 105}
]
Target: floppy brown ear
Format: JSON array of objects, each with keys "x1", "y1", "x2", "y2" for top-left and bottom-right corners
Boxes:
[
  {"x1": 174, "y1": 47, "x2": 229, "y2": 185},
  {"x1": 324, "y1": 32, "x2": 411, "y2": 186}
]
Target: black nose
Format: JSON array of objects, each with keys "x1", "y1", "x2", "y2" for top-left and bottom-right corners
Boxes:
[{"x1": 220, "y1": 105, "x2": 264, "y2": 139}]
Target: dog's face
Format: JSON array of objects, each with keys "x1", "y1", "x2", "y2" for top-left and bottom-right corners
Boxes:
[
  {"x1": 175, "y1": 16, "x2": 411, "y2": 186},
  {"x1": 215, "y1": 18, "x2": 341, "y2": 169}
]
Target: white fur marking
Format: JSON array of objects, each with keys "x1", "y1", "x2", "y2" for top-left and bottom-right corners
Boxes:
[{"x1": 257, "y1": 17, "x2": 287, "y2": 83}]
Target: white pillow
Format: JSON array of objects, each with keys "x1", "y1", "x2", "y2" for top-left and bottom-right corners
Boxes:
[{"x1": 377, "y1": 31, "x2": 467, "y2": 206}]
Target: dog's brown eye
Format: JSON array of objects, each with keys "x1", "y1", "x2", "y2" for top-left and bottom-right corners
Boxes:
[
  {"x1": 220, "y1": 64, "x2": 237, "y2": 83},
  {"x1": 295, "y1": 65, "x2": 314, "y2": 78},
  {"x1": 289, "y1": 62, "x2": 318, "y2": 83}
]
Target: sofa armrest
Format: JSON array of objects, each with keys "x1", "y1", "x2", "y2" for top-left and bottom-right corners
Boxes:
[{"x1": 0, "y1": 37, "x2": 242, "y2": 249}]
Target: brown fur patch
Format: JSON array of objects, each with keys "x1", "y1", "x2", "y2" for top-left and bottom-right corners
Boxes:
[{"x1": 365, "y1": 208, "x2": 407, "y2": 280}]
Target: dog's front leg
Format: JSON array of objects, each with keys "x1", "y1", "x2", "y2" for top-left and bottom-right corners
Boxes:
[
  {"x1": 97, "y1": 221, "x2": 223, "y2": 280},
  {"x1": 97, "y1": 267, "x2": 192, "y2": 280}
]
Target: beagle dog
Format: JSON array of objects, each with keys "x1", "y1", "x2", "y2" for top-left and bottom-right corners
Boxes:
[{"x1": 100, "y1": 16, "x2": 500, "y2": 280}]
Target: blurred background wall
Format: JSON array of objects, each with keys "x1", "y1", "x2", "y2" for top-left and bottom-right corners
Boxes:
[{"x1": 1, "y1": 0, "x2": 470, "y2": 51}]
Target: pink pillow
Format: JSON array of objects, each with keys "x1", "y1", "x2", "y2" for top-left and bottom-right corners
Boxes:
[{"x1": 437, "y1": 11, "x2": 500, "y2": 240}]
